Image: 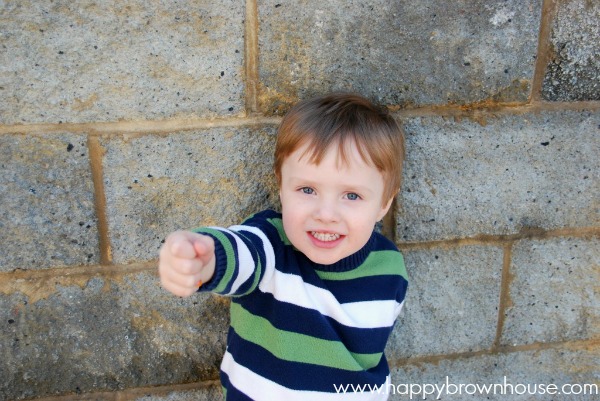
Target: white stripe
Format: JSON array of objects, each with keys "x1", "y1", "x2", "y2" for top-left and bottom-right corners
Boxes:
[
  {"x1": 229, "y1": 224, "x2": 277, "y2": 286},
  {"x1": 212, "y1": 228, "x2": 255, "y2": 295},
  {"x1": 259, "y1": 269, "x2": 398, "y2": 328},
  {"x1": 221, "y1": 351, "x2": 389, "y2": 401},
  {"x1": 227, "y1": 224, "x2": 397, "y2": 328}
]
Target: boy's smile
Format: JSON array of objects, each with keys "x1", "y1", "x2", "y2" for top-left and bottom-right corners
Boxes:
[{"x1": 279, "y1": 140, "x2": 393, "y2": 265}]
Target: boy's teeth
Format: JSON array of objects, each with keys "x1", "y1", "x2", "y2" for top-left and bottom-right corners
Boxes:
[{"x1": 311, "y1": 232, "x2": 340, "y2": 242}]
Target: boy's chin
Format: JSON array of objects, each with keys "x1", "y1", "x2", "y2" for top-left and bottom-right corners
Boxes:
[{"x1": 303, "y1": 249, "x2": 346, "y2": 266}]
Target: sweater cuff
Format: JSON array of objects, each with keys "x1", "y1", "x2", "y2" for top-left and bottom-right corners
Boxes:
[{"x1": 195, "y1": 232, "x2": 229, "y2": 293}]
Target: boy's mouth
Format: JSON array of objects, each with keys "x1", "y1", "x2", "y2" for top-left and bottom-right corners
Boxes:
[{"x1": 310, "y1": 231, "x2": 341, "y2": 242}]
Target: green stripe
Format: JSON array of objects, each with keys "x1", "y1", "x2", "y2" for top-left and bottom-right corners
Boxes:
[
  {"x1": 230, "y1": 302, "x2": 382, "y2": 371},
  {"x1": 315, "y1": 251, "x2": 407, "y2": 281},
  {"x1": 267, "y1": 217, "x2": 292, "y2": 246},
  {"x1": 195, "y1": 228, "x2": 237, "y2": 294}
]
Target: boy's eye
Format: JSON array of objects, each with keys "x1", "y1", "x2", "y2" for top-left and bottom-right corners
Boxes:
[
  {"x1": 300, "y1": 187, "x2": 314, "y2": 195},
  {"x1": 345, "y1": 193, "x2": 361, "y2": 201}
]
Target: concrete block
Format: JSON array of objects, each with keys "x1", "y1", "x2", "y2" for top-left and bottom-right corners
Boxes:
[
  {"x1": 258, "y1": 0, "x2": 541, "y2": 114},
  {"x1": 0, "y1": 134, "x2": 99, "y2": 271},
  {"x1": 396, "y1": 110, "x2": 600, "y2": 242},
  {"x1": 131, "y1": 385, "x2": 222, "y2": 401},
  {"x1": 502, "y1": 237, "x2": 600, "y2": 347},
  {"x1": 101, "y1": 126, "x2": 279, "y2": 265},
  {"x1": 542, "y1": 0, "x2": 600, "y2": 101},
  {"x1": 0, "y1": 0, "x2": 245, "y2": 124},
  {"x1": 389, "y1": 346, "x2": 599, "y2": 400},
  {"x1": 0, "y1": 271, "x2": 229, "y2": 400},
  {"x1": 386, "y1": 245, "x2": 503, "y2": 359}
]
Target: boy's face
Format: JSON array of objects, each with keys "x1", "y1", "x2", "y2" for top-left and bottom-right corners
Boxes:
[{"x1": 279, "y1": 140, "x2": 393, "y2": 265}]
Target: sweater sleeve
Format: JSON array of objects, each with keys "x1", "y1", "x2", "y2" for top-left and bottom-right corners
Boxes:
[{"x1": 193, "y1": 210, "x2": 279, "y2": 297}]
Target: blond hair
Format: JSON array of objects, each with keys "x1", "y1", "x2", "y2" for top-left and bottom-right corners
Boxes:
[{"x1": 274, "y1": 93, "x2": 405, "y2": 203}]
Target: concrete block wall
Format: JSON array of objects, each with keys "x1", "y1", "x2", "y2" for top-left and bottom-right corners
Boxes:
[{"x1": 0, "y1": 0, "x2": 598, "y2": 400}]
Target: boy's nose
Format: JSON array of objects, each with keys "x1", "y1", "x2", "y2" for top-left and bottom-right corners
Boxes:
[{"x1": 313, "y1": 198, "x2": 340, "y2": 223}]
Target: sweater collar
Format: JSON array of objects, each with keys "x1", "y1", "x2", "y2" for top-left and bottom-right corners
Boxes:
[{"x1": 310, "y1": 232, "x2": 376, "y2": 272}]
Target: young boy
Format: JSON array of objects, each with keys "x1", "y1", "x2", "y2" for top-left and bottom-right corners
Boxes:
[{"x1": 159, "y1": 93, "x2": 408, "y2": 400}]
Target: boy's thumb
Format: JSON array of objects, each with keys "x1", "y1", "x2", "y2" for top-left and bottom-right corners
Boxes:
[{"x1": 192, "y1": 236, "x2": 214, "y2": 260}]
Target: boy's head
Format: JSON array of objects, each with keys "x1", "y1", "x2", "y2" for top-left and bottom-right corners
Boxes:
[
  {"x1": 274, "y1": 93, "x2": 406, "y2": 264},
  {"x1": 274, "y1": 93, "x2": 405, "y2": 204}
]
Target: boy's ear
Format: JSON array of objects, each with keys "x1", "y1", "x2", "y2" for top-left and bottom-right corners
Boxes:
[{"x1": 377, "y1": 196, "x2": 395, "y2": 221}]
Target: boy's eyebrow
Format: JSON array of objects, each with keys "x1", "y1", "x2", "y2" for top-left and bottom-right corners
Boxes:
[{"x1": 286, "y1": 176, "x2": 375, "y2": 195}]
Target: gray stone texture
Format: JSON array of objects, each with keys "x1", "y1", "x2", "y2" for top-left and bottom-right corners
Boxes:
[
  {"x1": 386, "y1": 245, "x2": 504, "y2": 359},
  {"x1": 396, "y1": 109, "x2": 600, "y2": 242},
  {"x1": 502, "y1": 236, "x2": 600, "y2": 347},
  {"x1": 0, "y1": 271, "x2": 229, "y2": 400},
  {"x1": 390, "y1": 346, "x2": 599, "y2": 400},
  {"x1": 258, "y1": 0, "x2": 541, "y2": 114},
  {"x1": 131, "y1": 385, "x2": 222, "y2": 401},
  {"x1": 0, "y1": 0, "x2": 245, "y2": 124},
  {"x1": 542, "y1": 0, "x2": 600, "y2": 101},
  {"x1": 0, "y1": 133, "x2": 99, "y2": 271},
  {"x1": 101, "y1": 126, "x2": 279, "y2": 265}
]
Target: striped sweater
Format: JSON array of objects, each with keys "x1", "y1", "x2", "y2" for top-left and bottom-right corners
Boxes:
[{"x1": 196, "y1": 210, "x2": 408, "y2": 401}]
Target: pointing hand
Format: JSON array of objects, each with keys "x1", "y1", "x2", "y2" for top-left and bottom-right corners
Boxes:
[{"x1": 159, "y1": 231, "x2": 216, "y2": 297}]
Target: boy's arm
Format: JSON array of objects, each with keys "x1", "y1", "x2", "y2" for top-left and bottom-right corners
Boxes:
[
  {"x1": 158, "y1": 231, "x2": 216, "y2": 297},
  {"x1": 193, "y1": 210, "x2": 281, "y2": 297},
  {"x1": 159, "y1": 210, "x2": 279, "y2": 298}
]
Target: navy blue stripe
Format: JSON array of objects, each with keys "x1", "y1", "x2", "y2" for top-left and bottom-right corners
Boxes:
[
  {"x1": 371, "y1": 233, "x2": 399, "y2": 251},
  {"x1": 227, "y1": 328, "x2": 390, "y2": 393},
  {"x1": 236, "y1": 294, "x2": 392, "y2": 355},
  {"x1": 322, "y1": 275, "x2": 407, "y2": 303},
  {"x1": 397, "y1": 280, "x2": 409, "y2": 304},
  {"x1": 272, "y1": 247, "x2": 333, "y2": 290},
  {"x1": 240, "y1": 210, "x2": 284, "y2": 241}
]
